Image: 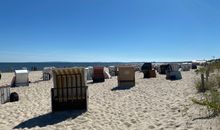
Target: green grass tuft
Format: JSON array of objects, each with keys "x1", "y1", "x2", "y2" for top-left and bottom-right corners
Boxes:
[{"x1": 192, "y1": 61, "x2": 220, "y2": 117}]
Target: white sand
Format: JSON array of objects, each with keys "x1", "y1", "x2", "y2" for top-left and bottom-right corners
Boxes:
[{"x1": 0, "y1": 70, "x2": 220, "y2": 130}]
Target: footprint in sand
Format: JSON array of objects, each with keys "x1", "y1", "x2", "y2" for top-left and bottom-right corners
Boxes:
[
  {"x1": 171, "y1": 107, "x2": 179, "y2": 112},
  {"x1": 124, "y1": 122, "x2": 132, "y2": 128},
  {"x1": 155, "y1": 122, "x2": 162, "y2": 127},
  {"x1": 171, "y1": 117, "x2": 176, "y2": 120},
  {"x1": 120, "y1": 119, "x2": 124, "y2": 123},
  {"x1": 130, "y1": 119, "x2": 137, "y2": 124},
  {"x1": 148, "y1": 125, "x2": 155, "y2": 129},
  {"x1": 160, "y1": 114, "x2": 166, "y2": 117}
]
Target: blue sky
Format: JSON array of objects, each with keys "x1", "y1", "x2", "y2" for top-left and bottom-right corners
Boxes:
[{"x1": 0, "y1": 0, "x2": 220, "y2": 62}]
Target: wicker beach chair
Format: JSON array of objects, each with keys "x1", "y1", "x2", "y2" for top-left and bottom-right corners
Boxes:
[
  {"x1": 166, "y1": 64, "x2": 182, "y2": 80},
  {"x1": 93, "y1": 67, "x2": 105, "y2": 83},
  {"x1": 141, "y1": 63, "x2": 152, "y2": 71},
  {"x1": 141, "y1": 63, "x2": 156, "y2": 78},
  {"x1": 0, "y1": 85, "x2": 10, "y2": 104},
  {"x1": 51, "y1": 67, "x2": 88, "y2": 112},
  {"x1": 118, "y1": 66, "x2": 135, "y2": 87},
  {"x1": 14, "y1": 70, "x2": 29, "y2": 87},
  {"x1": 192, "y1": 63, "x2": 198, "y2": 69},
  {"x1": 159, "y1": 64, "x2": 170, "y2": 74}
]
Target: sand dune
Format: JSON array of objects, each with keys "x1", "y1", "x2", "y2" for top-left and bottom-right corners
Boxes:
[{"x1": 0, "y1": 71, "x2": 220, "y2": 130}]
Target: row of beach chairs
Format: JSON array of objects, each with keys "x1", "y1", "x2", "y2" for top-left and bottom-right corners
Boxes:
[
  {"x1": 141, "y1": 63, "x2": 182, "y2": 80},
  {"x1": 2, "y1": 63, "x2": 198, "y2": 112},
  {"x1": 51, "y1": 62, "x2": 193, "y2": 112},
  {"x1": 0, "y1": 70, "x2": 26, "y2": 104},
  {"x1": 155, "y1": 63, "x2": 197, "y2": 80}
]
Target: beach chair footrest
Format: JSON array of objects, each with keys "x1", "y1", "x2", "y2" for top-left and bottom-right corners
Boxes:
[
  {"x1": 118, "y1": 81, "x2": 135, "y2": 87},
  {"x1": 93, "y1": 78, "x2": 105, "y2": 83}
]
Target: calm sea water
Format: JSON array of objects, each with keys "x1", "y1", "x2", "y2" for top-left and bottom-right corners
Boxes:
[{"x1": 0, "y1": 62, "x2": 143, "y2": 72}]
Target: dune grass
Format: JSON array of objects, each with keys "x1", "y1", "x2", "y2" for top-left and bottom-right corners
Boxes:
[
  {"x1": 192, "y1": 88, "x2": 220, "y2": 116},
  {"x1": 192, "y1": 61, "x2": 220, "y2": 117}
]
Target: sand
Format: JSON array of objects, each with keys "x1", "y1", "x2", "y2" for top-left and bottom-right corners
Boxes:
[{"x1": 0, "y1": 70, "x2": 220, "y2": 130}]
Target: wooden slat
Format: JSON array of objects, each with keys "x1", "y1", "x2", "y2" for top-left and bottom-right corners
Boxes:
[{"x1": 52, "y1": 67, "x2": 87, "y2": 102}]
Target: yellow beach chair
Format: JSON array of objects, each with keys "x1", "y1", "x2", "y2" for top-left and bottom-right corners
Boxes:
[{"x1": 51, "y1": 67, "x2": 88, "y2": 112}]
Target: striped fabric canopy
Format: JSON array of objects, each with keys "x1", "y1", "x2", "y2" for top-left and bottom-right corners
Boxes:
[
  {"x1": 53, "y1": 68, "x2": 84, "y2": 75},
  {"x1": 52, "y1": 67, "x2": 87, "y2": 88}
]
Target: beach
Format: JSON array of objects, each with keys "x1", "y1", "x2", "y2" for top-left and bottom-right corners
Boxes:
[{"x1": 0, "y1": 70, "x2": 220, "y2": 130}]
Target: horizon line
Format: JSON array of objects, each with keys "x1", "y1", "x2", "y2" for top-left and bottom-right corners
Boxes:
[{"x1": 0, "y1": 60, "x2": 196, "y2": 63}]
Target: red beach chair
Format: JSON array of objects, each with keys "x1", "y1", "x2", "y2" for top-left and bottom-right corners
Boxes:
[{"x1": 93, "y1": 67, "x2": 105, "y2": 83}]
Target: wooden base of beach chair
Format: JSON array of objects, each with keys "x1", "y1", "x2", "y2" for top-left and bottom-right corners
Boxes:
[
  {"x1": 51, "y1": 87, "x2": 88, "y2": 112},
  {"x1": 52, "y1": 99, "x2": 88, "y2": 112},
  {"x1": 15, "y1": 83, "x2": 29, "y2": 87},
  {"x1": 150, "y1": 70, "x2": 156, "y2": 78},
  {"x1": 93, "y1": 78, "x2": 105, "y2": 83},
  {"x1": 118, "y1": 81, "x2": 135, "y2": 87},
  {"x1": 143, "y1": 70, "x2": 156, "y2": 78},
  {"x1": 166, "y1": 71, "x2": 182, "y2": 80}
]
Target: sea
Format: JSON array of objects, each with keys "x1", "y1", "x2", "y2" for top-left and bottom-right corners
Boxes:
[{"x1": 0, "y1": 62, "x2": 144, "y2": 72}]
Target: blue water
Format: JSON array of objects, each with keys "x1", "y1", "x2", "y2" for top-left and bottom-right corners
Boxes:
[{"x1": 0, "y1": 62, "x2": 143, "y2": 72}]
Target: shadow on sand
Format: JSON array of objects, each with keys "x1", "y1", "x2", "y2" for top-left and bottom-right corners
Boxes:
[
  {"x1": 87, "y1": 81, "x2": 105, "y2": 85},
  {"x1": 111, "y1": 85, "x2": 134, "y2": 91},
  {"x1": 31, "y1": 79, "x2": 45, "y2": 84},
  {"x1": 14, "y1": 110, "x2": 86, "y2": 129}
]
